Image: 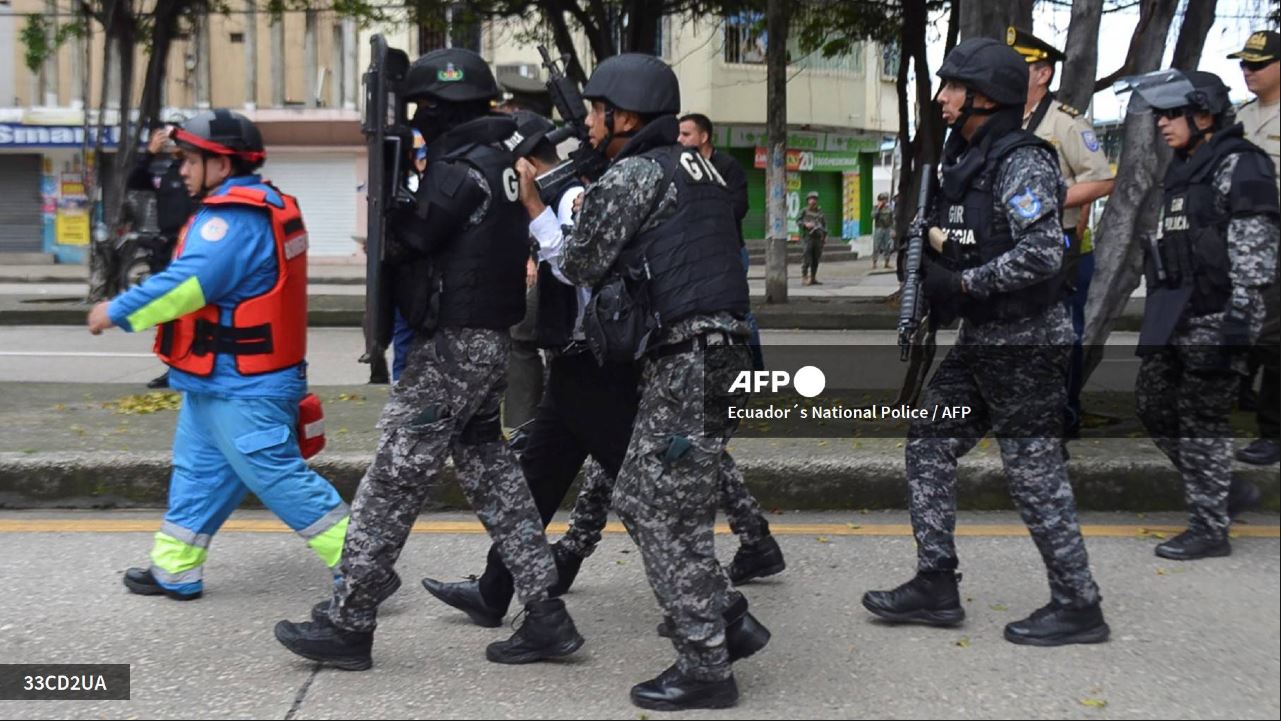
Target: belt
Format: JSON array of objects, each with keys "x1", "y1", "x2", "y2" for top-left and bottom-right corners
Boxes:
[{"x1": 652, "y1": 331, "x2": 747, "y2": 359}]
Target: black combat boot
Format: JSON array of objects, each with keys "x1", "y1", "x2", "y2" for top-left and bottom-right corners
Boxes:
[
  {"x1": 655, "y1": 596, "x2": 771, "y2": 662},
  {"x1": 1004, "y1": 602, "x2": 1110, "y2": 646},
  {"x1": 1155, "y1": 530, "x2": 1232, "y2": 561},
  {"x1": 123, "y1": 567, "x2": 201, "y2": 601},
  {"x1": 274, "y1": 616, "x2": 373, "y2": 671},
  {"x1": 312, "y1": 571, "x2": 403, "y2": 623},
  {"x1": 484, "y1": 598, "x2": 585, "y2": 664},
  {"x1": 420, "y1": 576, "x2": 505, "y2": 627},
  {"x1": 1236, "y1": 439, "x2": 1280, "y2": 466},
  {"x1": 1228, "y1": 475, "x2": 1263, "y2": 519},
  {"x1": 630, "y1": 665, "x2": 739, "y2": 711},
  {"x1": 547, "y1": 543, "x2": 584, "y2": 598},
  {"x1": 727, "y1": 534, "x2": 787, "y2": 584},
  {"x1": 861, "y1": 570, "x2": 965, "y2": 627}
]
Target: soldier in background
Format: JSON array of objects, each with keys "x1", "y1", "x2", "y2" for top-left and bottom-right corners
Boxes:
[
  {"x1": 872, "y1": 192, "x2": 895, "y2": 269},
  {"x1": 798, "y1": 191, "x2": 827, "y2": 285}
]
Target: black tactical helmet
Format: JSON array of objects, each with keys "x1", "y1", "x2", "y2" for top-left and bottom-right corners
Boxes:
[
  {"x1": 937, "y1": 38, "x2": 1029, "y2": 107},
  {"x1": 582, "y1": 53, "x2": 680, "y2": 115},
  {"x1": 403, "y1": 48, "x2": 500, "y2": 103},
  {"x1": 507, "y1": 110, "x2": 556, "y2": 158},
  {"x1": 1182, "y1": 70, "x2": 1232, "y2": 117},
  {"x1": 171, "y1": 109, "x2": 266, "y2": 168}
]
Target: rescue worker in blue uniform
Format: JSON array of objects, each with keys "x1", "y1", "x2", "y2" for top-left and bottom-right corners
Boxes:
[{"x1": 87, "y1": 109, "x2": 350, "y2": 600}]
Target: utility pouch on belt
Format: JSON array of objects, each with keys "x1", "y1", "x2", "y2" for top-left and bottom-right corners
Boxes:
[
  {"x1": 298, "y1": 393, "x2": 326, "y2": 459},
  {"x1": 583, "y1": 262, "x2": 659, "y2": 365}
]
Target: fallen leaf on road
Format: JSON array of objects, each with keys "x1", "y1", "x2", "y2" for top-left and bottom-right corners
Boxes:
[
  {"x1": 103, "y1": 392, "x2": 181, "y2": 415},
  {"x1": 1155, "y1": 568, "x2": 1167, "y2": 576},
  {"x1": 816, "y1": 536, "x2": 830, "y2": 543},
  {"x1": 955, "y1": 636, "x2": 970, "y2": 648},
  {"x1": 847, "y1": 523, "x2": 862, "y2": 530},
  {"x1": 989, "y1": 603, "x2": 1008, "y2": 611},
  {"x1": 1080, "y1": 698, "x2": 1107, "y2": 709}
]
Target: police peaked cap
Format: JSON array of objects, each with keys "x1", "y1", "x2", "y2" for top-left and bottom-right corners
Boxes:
[
  {"x1": 1006, "y1": 26, "x2": 1066, "y2": 64},
  {"x1": 171, "y1": 109, "x2": 266, "y2": 165},
  {"x1": 404, "y1": 48, "x2": 501, "y2": 103},
  {"x1": 508, "y1": 110, "x2": 556, "y2": 158},
  {"x1": 938, "y1": 38, "x2": 1029, "y2": 108},
  {"x1": 1227, "y1": 30, "x2": 1280, "y2": 63},
  {"x1": 582, "y1": 53, "x2": 681, "y2": 115}
]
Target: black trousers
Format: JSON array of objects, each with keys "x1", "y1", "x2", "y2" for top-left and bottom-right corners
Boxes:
[
  {"x1": 1256, "y1": 283, "x2": 1280, "y2": 440},
  {"x1": 478, "y1": 349, "x2": 641, "y2": 610}
]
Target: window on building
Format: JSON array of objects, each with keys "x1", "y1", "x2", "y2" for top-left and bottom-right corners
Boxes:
[
  {"x1": 229, "y1": 32, "x2": 245, "y2": 44},
  {"x1": 417, "y1": 3, "x2": 481, "y2": 52},
  {"x1": 723, "y1": 12, "x2": 766, "y2": 64},
  {"x1": 882, "y1": 44, "x2": 901, "y2": 79}
]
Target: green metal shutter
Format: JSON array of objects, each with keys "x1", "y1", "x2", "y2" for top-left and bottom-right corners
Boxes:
[{"x1": 731, "y1": 148, "x2": 766, "y2": 241}]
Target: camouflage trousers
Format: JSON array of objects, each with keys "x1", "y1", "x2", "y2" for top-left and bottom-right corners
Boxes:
[
  {"x1": 613, "y1": 339, "x2": 753, "y2": 682},
  {"x1": 331, "y1": 328, "x2": 554, "y2": 632},
  {"x1": 1136, "y1": 344, "x2": 1240, "y2": 542},
  {"x1": 905, "y1": 340, "x2": 1101, "y2": 608},
  {"x1": 558, "y1": 450, "x2": 770, "y2": 558}
]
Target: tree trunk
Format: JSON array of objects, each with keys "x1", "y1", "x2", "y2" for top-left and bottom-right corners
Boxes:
[
  {"x1": 1082, "y1": 0, "x2": 1183, "y2": 377},
  {"x1": 88, "y1": 0, "x2": 134, "y2": 302},
  {"x1": 622, "y1": 0, "x2": 659, "y2": 54},
  {"x1": 764, "y1": 0, "x2": 788, "y2": 304},
  {"x1": 1170, "y1": 0, "x2": 1217, "y2": 71},
  {"x1": 545, "y1": 0, "x2": 588, "y2": 84},
  {"x1": 894, "y1": 0, "x2": 946, "y2": 239},
  {"x1": 960, "y1": 0, "x2": 1028, "y2": 41},
  {"x1": 1058, "y1": 0, "x2": 1103, "y2": 112}
]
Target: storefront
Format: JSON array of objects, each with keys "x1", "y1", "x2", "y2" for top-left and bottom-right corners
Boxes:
[
  {"x1": 712, "y1": 126, "x2": 882, "y2": 242},
  {"x1": 0, "y1": 121, "x2": 121, "y2": 262}
]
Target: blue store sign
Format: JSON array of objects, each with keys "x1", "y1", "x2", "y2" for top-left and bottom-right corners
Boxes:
[{"x1": 0, "y1": 123, "x2": 122, "y2": 147}]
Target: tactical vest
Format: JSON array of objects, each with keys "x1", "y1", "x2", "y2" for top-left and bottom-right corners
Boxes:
[
  {"x1": 432, "y1": 142, "x2": 529, "y2": 330},
  {"x1": 614, "y1": 145, "x2": 750, "y2": 329},
  {"x1": 1146, "y1": 128, "x2": 1272, "y2": 320},
  {"x1": 535, "y1": 185, "x2": 583, "y2": 350},
  {"x1": 936, "y1": 130, "x2": 1069, "y2": 325},
  {"x1": 154, "y1": 184, "x2": 308, "y2": 376}
]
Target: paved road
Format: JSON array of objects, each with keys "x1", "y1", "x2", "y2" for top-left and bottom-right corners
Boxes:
[{"x1": 0, "y1": 510, "x2": 1275, "y2": 719}]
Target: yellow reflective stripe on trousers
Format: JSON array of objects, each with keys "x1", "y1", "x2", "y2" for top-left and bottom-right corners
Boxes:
[
  {"x1": 306, "y1": 515, "x2": 349, "y2": 568},
  {"x1": 150, "y1": 531, "x2": 208, "y2": 574}
]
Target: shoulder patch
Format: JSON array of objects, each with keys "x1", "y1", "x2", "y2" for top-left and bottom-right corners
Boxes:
[
  {"x1": 200, "y1": 216, "x2": 229, "y2": 242},
  {"x1": 1009, "y1": 187, "x2": 1043, "y2": 219},
  {"x1": 1081, "y1": 130, "x2": 1101, "y2": 153},
  {"x1": 1057, "y1": 102, "x2": 1081, "y2": 118}
]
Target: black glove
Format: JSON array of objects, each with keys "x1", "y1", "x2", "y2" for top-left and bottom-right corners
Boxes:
[
  {"x1": 922, "y1": 256, "x2": 964, "y2": 305},
  {"x1": 1221, "y1": 303, "x2": 1252, "y2": 349}
]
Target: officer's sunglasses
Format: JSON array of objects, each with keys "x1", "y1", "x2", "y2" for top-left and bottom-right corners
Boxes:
[
  {"x1": 1153, "y1": 107, "x2": 1185, "y2": 120},
  {"x1": 1240, "y1": 59, "x2": 1276, "y2": 72}
]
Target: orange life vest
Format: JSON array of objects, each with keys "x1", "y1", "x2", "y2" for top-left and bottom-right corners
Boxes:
[{"x1": 154, "y1": 184, "x2": 309, "y2": 376}]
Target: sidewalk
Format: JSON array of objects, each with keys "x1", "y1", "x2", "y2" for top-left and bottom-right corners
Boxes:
[
  {"x1": 1, "y1": 382, "x2": 1274, "y2": 512},
  {"x1": 0, "y1": 256, "x2": 1149, "y2": 330}
]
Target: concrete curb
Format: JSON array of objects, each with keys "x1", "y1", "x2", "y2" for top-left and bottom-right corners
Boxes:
[{"x1": 2, "y1": 451, "x2": 1275, "y2": 512}]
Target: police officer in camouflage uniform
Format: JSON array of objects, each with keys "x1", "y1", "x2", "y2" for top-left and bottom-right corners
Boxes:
[
  {"x1": 1126, "y1": 69, "x2": 1279, "y2": 560},
  {"x1": 559, "y1": 53, "x2": 769, "y2": 711},
  {"x1": 273, "y1": 48, "x2": 584, "y2": 670},
  {"x1": 862, "y1": 38, "x2": 1109, "y2": 647}
]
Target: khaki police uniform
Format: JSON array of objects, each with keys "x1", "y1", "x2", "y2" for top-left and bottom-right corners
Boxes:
[
  {"x1": 1023, "y1": 98, "x2": 1113, "y2": 249},
  {"x1": 1237, "y1": 98, "x2": 1280, "y2": 181}
]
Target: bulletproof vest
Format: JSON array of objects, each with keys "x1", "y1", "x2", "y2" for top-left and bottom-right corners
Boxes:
[
  {"x1": 1147, "y1": 126, "x2": 1272, "y2": 320},
  {"x1": 613, "y1": 144, "x2": 750, "y2": 329},
  {"x1": 432, "y1": 138, "x2": 529, "y2": 331},
  {"x1": 936, "y1": 129, "x2": 1068, "y2": 325},
  {"x1": 535, "y1": 184, "x2": 582, "y2": 349}
]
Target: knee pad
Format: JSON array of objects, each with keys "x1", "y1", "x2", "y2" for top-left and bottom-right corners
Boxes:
[{"x1": 460, "y1": 409, "x2": 502, "y2": 446}]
